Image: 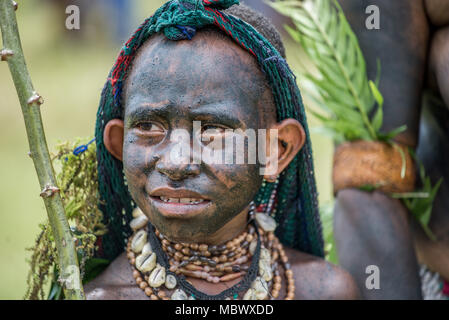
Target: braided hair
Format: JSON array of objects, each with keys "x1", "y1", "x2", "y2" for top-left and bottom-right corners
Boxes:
[{"x1": 94, "y1": 0, "x2": 324, "y2": 260}]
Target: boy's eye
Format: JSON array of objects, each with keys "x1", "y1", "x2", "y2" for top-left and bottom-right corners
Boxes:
[
  {"x1": 137, "y1": 122, "x2": 164, "y2": 133},
  {"x1": 202, "y1": 125, "x2": 226, "y2": 135}
]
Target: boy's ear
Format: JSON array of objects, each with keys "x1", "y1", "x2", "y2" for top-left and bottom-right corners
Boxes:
[
  {"x1": 264, "y1": 119, "x2": 306, "y2": 182},
  {"x1": 104, "y1": 119, "x2": 124, "y2": 161}
]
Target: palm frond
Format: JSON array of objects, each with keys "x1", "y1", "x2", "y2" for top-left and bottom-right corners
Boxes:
[{"x1": 269, "y1": 0, "x2": 390, "y2": 141}]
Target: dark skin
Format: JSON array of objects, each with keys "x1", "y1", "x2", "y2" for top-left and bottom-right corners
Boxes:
[
  {"x1": 85, "y1": 30, "x2": 360, "y2": 300},
  {"x1": 334, "y1": 0, "x2": 449, "y2": 299}
]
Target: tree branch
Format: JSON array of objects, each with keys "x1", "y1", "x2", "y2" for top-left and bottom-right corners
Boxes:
[{"x1": 0, "y1": 0, "x2": 84, "y2": 299}]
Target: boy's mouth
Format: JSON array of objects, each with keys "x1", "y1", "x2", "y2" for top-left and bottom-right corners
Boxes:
[
  {"x1": 149, "y1": 187, "x2": 211, "y2": 218},
  {"x1": 157, "y1": 196, "x2": 206, "y2": 204}
]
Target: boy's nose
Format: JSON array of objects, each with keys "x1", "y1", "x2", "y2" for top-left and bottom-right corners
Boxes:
[{"x1": 155, "y1": 155, "x2": 200, "y2": 181}]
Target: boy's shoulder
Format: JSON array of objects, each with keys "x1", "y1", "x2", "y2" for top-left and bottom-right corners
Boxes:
[
  {"x1": 85, "y1": 249, "x2": 361, "y2": 300},
  {"x1": 284, "y1": 246, "x2": 361, "y2": 300},
  {"x1": 84, "y1": 252, "x2": 147, "y2": 300}
]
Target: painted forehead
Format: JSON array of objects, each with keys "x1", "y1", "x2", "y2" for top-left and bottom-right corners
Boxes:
[{"x1": 123, "y1": 30, "x2": 276, "y2": 123}]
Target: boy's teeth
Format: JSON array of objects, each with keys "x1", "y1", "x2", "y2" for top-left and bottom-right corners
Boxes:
[{"x1": 159, "y1": 196, "x2": 204, "y2": 204}]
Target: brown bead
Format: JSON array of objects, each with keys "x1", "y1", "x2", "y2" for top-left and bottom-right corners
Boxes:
[
  {"x1": 158, "y1": 291, "x2": 166, "y2": 298},
  {"x1": 217, "y1": 264, "x2": 225, "y2": 272},
  {"x1": 273, "y1": 283, "x2": 281, "y2": 291},
  {"x1": 207, "y1": 259, "x2": 217, "y2": 267},
  {"x1": 136, "y1": 277, "x2": 143, "y2": 285},
  {"x1": 203, "y1": 251, "x2": 211, "y2": 257},
  {"x1": 210, "y1": 271, "x2": 224, "y2": 277},
  {"x1": 174, "y1": 252, "x2": 184, "y2": 261},
  {"x1": 144, "y1": 287, "x2": 153, "y2": 296},
  {"x1": 199, "y1": 244, "x2": 208, "y2": 252},
  {"x1": 190, "y1": 243, "x2": 199, "y2": 250},
  {"x1": 133, "y1": 270, "x2": 140, "y2": 279},
  {"x1": 162, "y1": 239, "x2": 170, "y2": 247},
  {"x1": 193, "y1": 260, "x2": 202, "y2": 265},
  {"x1": 220, "y1": 272, "x2": 242, "y2": 282},
  {"x1": 169, "y1": 265, "x2": 178, "y2": 272},
  {"x1": 185, "y1": 264, "x2": 202, "y2": 271},
  {"x1": 130, "y1": 258, "x2": 135, "y2": 265},
  {"x1": 162, "y1": 297, "x2": 170, "y2": 300},
  {"x1": 272, "y1": 290, "x2": 279, "y2": 298},
  {"x1": 219, "y1": 255, "x2": 227, "y2": 263},
  {"x1": 150, "y1": 294, "x2": 159, "y2": 300},
  {"x1": 127, "y1": 252, "x2": 135, "y2": 259},
  {"x1": 268, "y1": 232, "x2": 274, "y2": 241},
  {"x1": 212, "y1": 257, "x2": 220, "y2": 263},
  {"x1": 226, "y1": 241, "x2": 234, "y2": 250},
  {"x1": 285, "y1": 270, "x2": 293, "y2": 277},
  {"x1": 224, "y1": 266, "x2": 233, "y2": 273},
  {"x1": 139, "y1": 281, "x2": 148, "y2": 289},
  {"x1": 181, "y1": 247, "x2": 190, "y2": 255},
  {"x1": 274, "y1": 275, "x2": 282, "y2": 283},
  {"x1": 232, "y1": 265, "x2": 241, "y2": 272},
  {"x1": 174, "y1": 243, "x2": 183, "y2": 250}
]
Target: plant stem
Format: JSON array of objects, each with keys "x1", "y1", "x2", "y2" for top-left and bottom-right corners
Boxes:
[{"x1": 0, "y1": 0, "x2": 84, "y2": 299}]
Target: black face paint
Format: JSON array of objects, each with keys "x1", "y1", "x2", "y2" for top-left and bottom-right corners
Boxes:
[{"x1": 122, "y1": 32, "x2": 272, "y2": 243}]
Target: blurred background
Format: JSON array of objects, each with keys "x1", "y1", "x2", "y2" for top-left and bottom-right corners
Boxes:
[{"x1": 0, "y1": 0, "x2": 333, "y2": 299}]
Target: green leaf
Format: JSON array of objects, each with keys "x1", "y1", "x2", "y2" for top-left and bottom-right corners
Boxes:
[{"x1": 369, "y1": 80, "x2": 384, "y2": 108}]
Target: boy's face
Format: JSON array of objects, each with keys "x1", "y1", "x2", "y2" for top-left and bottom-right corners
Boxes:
[{"x1": 121, "y1": 32, "x2": 273, "y2": 243}]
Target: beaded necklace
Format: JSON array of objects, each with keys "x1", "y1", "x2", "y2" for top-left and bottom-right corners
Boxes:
[{"x1": 126, "y1": 203, "x2": 296, "y2": 300}]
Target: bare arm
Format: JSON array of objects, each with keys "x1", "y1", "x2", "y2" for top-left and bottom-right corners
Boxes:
[{"x1": 333, "y1": 0, "x2": 430, "y2": 299}]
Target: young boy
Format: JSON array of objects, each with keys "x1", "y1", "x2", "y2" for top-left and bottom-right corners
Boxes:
[{"x1": 85, "y1": 0, "x2": 359, "y2": 300}]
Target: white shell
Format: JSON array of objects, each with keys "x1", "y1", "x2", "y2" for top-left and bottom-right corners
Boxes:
[
  {"x1": 243, "y1": 288, "x2": 257, "y2": 300},
  {"x1": 259, "y1": 259, "x2": 273, "y2": 282},
  {"x1": 131, "y1": 230, "x2": 147, "y2": 253},
  {"x1": 171, "y1": 289, "x2": 188, "y2": 300},
  {"x1": 148, "y1": 264, "x2": 166, "y2": 287},
  {"x1": 142, "y1": 242, "x2": 153, "y2": 255},
  {"x1": 132, "y1": 207, "x2": 144, "y2": 218},
  {"x1": 260, "y1": 247, "x2": 271, "y2": 264},
  {"x1": 255, "y1": 213, "x2": 276, "y2": 232},
  {"x1": 165, "y1": 274, "x2": 177, "y2": 289},
  {"x1": 135, "y1": 252, "x2": 156, "y2": 273},
  {"x1": 249, "y1": 240, "x2": 257, "y2": 256},
  {"x1": 130, "y1": 215, "x2": 148, "y2": 231},
  {"x1": 252, "y1": 277, "x2": 268, "y2": 300}
]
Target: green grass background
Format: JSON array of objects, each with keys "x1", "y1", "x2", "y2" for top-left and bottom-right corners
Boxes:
[{"x1": 0, "y1": 0, "x2": 333, "y2": 299}]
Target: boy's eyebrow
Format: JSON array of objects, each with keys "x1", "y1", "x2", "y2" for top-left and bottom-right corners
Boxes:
[
  {"x1": 126, "y1": 102, "x2": 171, "y2": 123},
  {"x1": 191, "y1": 104, "x2": 245, "y2": 128},
  {"x1": 127, "y1": 102, "x2": 245, "y2": 128}
]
